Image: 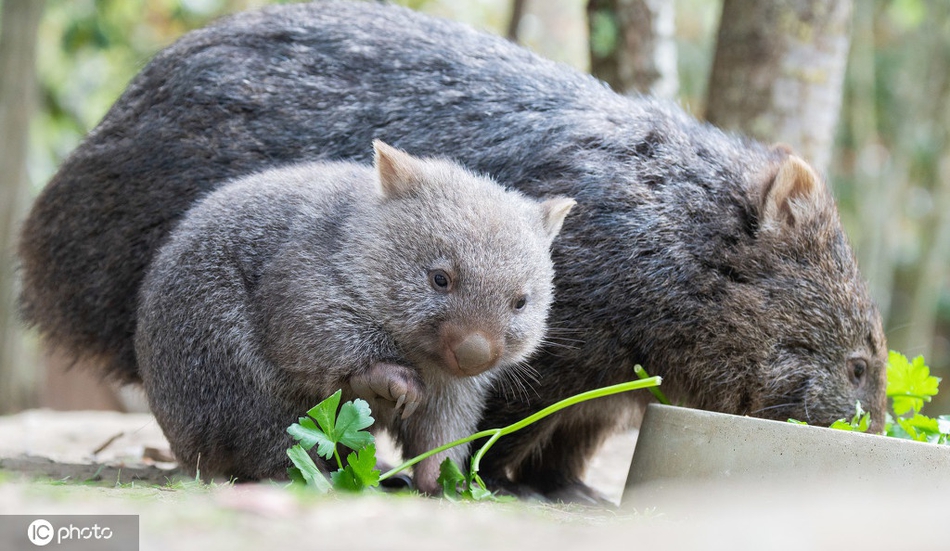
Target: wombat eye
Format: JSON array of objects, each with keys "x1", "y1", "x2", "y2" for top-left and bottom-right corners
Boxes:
[
  {"x1": 848, "y1": 358, "x2": 868, "y2": 387},
  {"x1": 512, "y1": 295, "x2": 528, "y2": 311},
  {"x1": 428, "y1": 269, "x2": 453, "y2": 292}
]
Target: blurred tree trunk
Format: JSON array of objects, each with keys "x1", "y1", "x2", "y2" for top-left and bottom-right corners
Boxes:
[
  {"x1": 507, "y1": 0, "x2": 527, "y2": 42},
  {"x1": 587, "y1": 0, "x2": 678, "y2": 99},
  {"x1": 912, "y1": 157, "x2": 950, "y2": 355},
  {"x1": 520, "y1": 0, "x2": 588, "y2": 72},
  {"x1": 845, "y1": 0, "x2": 900, "y2": 323},
  {"x1": 0, "y1": 0, "x2": 45, "y2": 414},
  {"x1": 896, "y1": 3, "x2": 950, "y2": 364},
  {"x1": 705, "y1": 0, "x2": 852, "y2": 174}
]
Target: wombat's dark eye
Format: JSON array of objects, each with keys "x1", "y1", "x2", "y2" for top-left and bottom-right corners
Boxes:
[
  {"x1": 513, "y1": 296, "x2": 528, "y2": 311},
  {"x1": 848, "y1": 358, "x2": 867, "y2": 387},
  {"x1": 428, "y1": 269, "x2": 452, "y2": 292}
]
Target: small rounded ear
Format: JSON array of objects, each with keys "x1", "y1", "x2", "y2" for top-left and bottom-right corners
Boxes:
[
  {"x1": 373, "y1": 140, "x2": 424, "y2": 198},
  {"x1": 761, "y1": 154, "x2": 828, "y2": 229},
  {"x1": 539, "y1": 197, "x2": 577, "y2": 241}
]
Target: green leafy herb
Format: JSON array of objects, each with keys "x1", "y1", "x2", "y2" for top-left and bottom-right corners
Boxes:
[
  {"x1": 827, "y1": 402, "x2": 871, "y2": 432},
  {"x1": 883, "y1": 351, "x2": 948, "y2": 444},
  {"x1": 286, "y1": 389, "x2": 379, "y2": 492},
  {"x1": 436, "y1": 456, "x2": 466, "y2": 497},
  {"x1": 436, "y1": 458, "x2": 497, "y2": 502},
  {"x1": 287, "y1": 389, "x2": 374, "y2": 467},
  {"x1": 331, "y1": 444, "x2": 381, "y2": 492},
  {"x1": 286, "y1": 443, "x2": 332, "y2": 493},
  {"x1": 886, "y1": 350, "x2": 940, "y2": 416}
]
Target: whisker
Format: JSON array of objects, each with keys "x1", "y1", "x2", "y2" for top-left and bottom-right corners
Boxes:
[
  {"x1": 749, "y1": 402, "x2": 797, "y2": 415},
  {"x1": 538, "y1": 337, "x2": 580, "y2": 351},
  {"x1": 514, "y1": 361, "x2": 540, "y2": 386},
  {"x1": 497, "y1": 360, "x2": 540, "y2": 403},
  {"x1": 509, "y1": 364, "x2": 535, "y2": 403},
  {"x1": 495, "y1": 371, "x2": 517, "y2": 403},
  {"x1": 544, "y1": 325, "x2": 586, "y2": 334},
  {"x1": 883, "y1": 321, "x2": 915, "y2": 334},
  {"x1": 542, "y1": 328, "x2": 586, "y2": 339}
]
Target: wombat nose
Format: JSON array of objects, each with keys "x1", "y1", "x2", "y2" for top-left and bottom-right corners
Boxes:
[{"x1": 453, "y1": 332, "x2": 496, "y2": 375}]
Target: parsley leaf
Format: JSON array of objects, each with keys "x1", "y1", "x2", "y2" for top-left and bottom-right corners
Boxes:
[
  {"x1": 887, "y1": 351, "x2": 940, "y2": 415},
  {"x1": 828, "y1": 401, "x2": 872, "y2": 432},
  {"x1": 287, "y1": 444, "x2": 332, "y2": 493},
  {"x1": 287, "y1": 390, "x2": 344, "y2": 460},
  {"x1": 335, "y1": 398, "x2": 376, "y2": 452},
  {"x1": 287, "y1": 390, "x2": 375, "y2": 462},
  {"x1": 286, "y1": 390, "x2": 378, "y2": 490},
  {"x1": 436, "y1": 458, "x2": 504, "y2": 502},
  {"x1": 437, "y1": 457, "x2": 466, "y2": 500},
  {"x1": 331, "y1": 443, "x2": 381, "y2": 492}
]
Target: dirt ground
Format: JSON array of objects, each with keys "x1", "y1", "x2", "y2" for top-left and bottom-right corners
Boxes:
[{"x1": 2, "y1": 409, "x2": 948, "y2": 550}]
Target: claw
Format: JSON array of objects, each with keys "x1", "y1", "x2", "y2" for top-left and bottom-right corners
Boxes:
[
  {"x1": 401, "y1": 399, "x2": 420, "y2": 419},
  {"x1": 351, "y1": 362, "x2": 424, "y2": 420},
  {"x1": 395, "y1": 393, "x2": 407, "y2": 413}
]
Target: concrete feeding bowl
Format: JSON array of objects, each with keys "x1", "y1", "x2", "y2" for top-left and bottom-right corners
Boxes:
[{"x1": 622, "y1": 403, "x2": 950, "y2": 508}]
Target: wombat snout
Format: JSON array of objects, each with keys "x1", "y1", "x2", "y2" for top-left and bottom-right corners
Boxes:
[{"x1": 444, "y1": 330, "x2": 501, "y2": 377}]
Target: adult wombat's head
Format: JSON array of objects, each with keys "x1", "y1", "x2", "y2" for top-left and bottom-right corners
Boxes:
[
  {"x1": 754, "y1": 155, "x2": 887, "y2": 428},
  {"x1": 674, "y1": 150, "x2": 887, "y2": 430},
  {"x1": 355, "y1": 142, "x2": 575, "y2": 382}
]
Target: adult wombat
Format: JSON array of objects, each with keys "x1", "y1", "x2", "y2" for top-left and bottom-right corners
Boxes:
[
  {"x1": 18, "y1": 1, "x2": 887, "y2": 501},
  {"x1": 135, "y1": 141, "x2": 574, "y2": 492}
]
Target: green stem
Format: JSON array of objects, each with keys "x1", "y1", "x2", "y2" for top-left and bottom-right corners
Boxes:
[
  {"x1": 469, "y1": 430, "x2": 503, "y2": 477},
  {"x1": 379, "y1": 376, "x2": 661, "y2": 481},
  {"x1": 333, "y1": 447, "x2": 343, "y2": 471},
  {"x1": 634, "y1": 364, "x2": 671, "y2": 405},
  {"x1": 379, "y1": 429, "x2": 497, "y2": 481}
]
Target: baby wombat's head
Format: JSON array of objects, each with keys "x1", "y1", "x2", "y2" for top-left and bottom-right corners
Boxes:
[{"x1": 355, "y1": 141, "x2": 574, "y2": 380}]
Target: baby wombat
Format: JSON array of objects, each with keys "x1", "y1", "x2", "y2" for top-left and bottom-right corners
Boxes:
[{"x1": 134, "y1": 141, "x2": 574, "y2": 492}]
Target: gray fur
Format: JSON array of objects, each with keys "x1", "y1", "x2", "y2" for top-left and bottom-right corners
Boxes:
[
  {"x1": 17, "y1": 1, "x2": 886, "y2": 501},
  {"x1": 135, "y1": 145, "x2": 572, "y2": 492}
]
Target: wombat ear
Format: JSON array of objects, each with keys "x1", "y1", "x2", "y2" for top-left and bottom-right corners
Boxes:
[
  {"x1": 373, "y1": 140, "x2": 423, "y2": 198},
  {"x1": 539, "y1": 197, "x2": 576, "y2": 241},
  {"x1": 760, "y1": 155, "x2": 829, "y2": 230}
]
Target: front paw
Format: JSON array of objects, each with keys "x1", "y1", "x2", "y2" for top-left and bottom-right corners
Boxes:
[{"x1": 349, "y1": 362, "x2": 424, "y2": 419}]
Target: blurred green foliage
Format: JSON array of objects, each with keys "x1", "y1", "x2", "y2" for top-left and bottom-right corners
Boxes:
[{"x1": 30, "y1": 0, "x2": 293, "y2": 186}]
